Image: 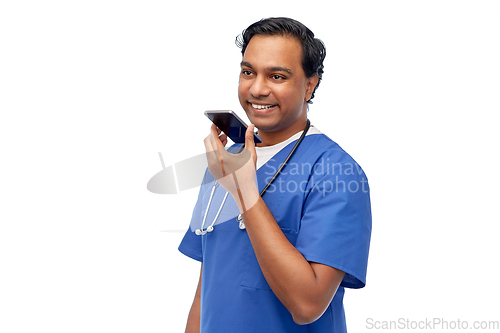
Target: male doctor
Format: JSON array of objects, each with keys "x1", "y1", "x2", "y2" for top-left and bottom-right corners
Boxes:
[{"x1": 179, "y1": 17, "x2": 372, "y2": 333}]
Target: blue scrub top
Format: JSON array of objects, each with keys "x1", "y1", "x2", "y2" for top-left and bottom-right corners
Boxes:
[{"x1": 179, "y1": 134, "x2": 372, "y2": 333}]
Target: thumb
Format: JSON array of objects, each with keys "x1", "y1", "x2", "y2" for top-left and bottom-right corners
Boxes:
[{"x1": 245, "y1": 124, "x2": 257, "y2": 164}]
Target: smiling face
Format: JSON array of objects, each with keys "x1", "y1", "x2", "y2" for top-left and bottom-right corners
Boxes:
[{"x1": 238, "y1": 34, "x2": 318, "y2": 146}]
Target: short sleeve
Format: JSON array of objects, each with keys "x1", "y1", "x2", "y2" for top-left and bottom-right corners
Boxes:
[
  {"x1": 295, "y1": 160, "x2": 372, "y2": 289},
  {"x1": 178, "y1": 228, "x2": 202, "y2": 262},
  {"x1": 178, "y1": 171, "x2": 210, "y2": 262}
]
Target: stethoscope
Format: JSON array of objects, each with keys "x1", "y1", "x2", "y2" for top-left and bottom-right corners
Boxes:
[{"x1": 195, "y1": 119, "x2": 311, "y2": 235}]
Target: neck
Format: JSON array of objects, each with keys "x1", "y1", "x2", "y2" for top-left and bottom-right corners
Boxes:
[{"x1": 256, "y1": 118, "x2": 309, "y2": 147}]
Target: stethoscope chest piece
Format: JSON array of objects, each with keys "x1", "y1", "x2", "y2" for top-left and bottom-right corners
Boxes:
[{"x1": 237, "y1": 214, "x2": 246, "y2": 230}]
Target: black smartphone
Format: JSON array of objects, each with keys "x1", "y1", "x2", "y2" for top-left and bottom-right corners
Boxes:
[{"x1": 204, "y1": 110, "x2": 262, "y2": 144}]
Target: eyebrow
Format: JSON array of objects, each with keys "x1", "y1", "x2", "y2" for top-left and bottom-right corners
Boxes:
[{"x1": 240, "y1": 61, "x2": 293, "y2": 75}]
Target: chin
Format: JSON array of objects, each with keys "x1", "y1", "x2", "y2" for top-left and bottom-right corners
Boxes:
[{"x1": 252, "y1": 120, "x2": 280, "y2": 133}]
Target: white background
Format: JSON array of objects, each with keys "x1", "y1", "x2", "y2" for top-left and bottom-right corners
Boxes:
[{"x1": 1, "y1": 0, "x2": 499, "y2": 332}]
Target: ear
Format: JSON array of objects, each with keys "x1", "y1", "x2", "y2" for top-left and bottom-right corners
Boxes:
[{"x1": 305, "y1": 74, "x2": 319, "y2": 102}]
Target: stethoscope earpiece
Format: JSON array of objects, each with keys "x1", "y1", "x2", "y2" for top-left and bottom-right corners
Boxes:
[
  {"x1": 237, "y1": 213, "x2": 246, "y2": 229},
  {"x1": 195, "y1": 227, "x2": 214, "y2": 235}
]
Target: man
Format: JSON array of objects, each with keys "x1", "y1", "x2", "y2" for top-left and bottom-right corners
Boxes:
[{"x1": 179, "y1": 17, "x2": 371, "y2": 333}]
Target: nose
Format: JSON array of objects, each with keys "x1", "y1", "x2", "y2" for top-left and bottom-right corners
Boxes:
[{"x1": 249, "y1": 76, "x2": 271, "y2": 98}]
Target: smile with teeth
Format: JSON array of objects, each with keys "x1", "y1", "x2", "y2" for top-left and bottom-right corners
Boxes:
[{"x1": 252, "y1": 103, "x2": 277, "y2": 110}]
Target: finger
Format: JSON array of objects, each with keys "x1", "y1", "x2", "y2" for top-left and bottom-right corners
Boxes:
[
  {"x1": 245, "y1": 124, "x2": 256, "y2": 151},
  {"x1": 213, "y1": 124, "x2": 222, "y2": 135},
  {"x1": 208, "y1": 124, "x2": 228, "y2": 176},
  {"x1": 204, "y1": 134, "x2": 217, "y2": 162},
  {"x1": 207, "y1": 124, "x2": 220, "y2": 153},
  {"x1": 219, "y1": 133, "x2": 228, "y2": 147},
  {"x1": 204, "y1": 126, "x2": 216, "y2": 152},
  {"x1": 245, "y1": 124, "x2": 257, "y2": 166},
  {"x1": 204, "y1": 127, "x2": 220, "y2": 166},
  {"x1": 210, "y1": 124, "x2": 225, "y2": 149}
]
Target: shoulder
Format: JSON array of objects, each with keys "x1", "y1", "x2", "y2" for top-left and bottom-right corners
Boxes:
[{"x1": 300, "y1": 134, "x2": 366, "y2": 176}]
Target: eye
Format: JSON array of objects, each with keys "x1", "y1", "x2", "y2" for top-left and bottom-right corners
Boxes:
[
  {"x1": 272, "y1": 74, "x2": 285, "y2": 80},
  {"x1": 241, "y1": 70, "x2": 253, "y2": 76}
]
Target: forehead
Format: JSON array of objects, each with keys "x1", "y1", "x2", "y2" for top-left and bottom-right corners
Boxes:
[{"x1": 242, "y1": 34, "x2": 303, "y2": 71}]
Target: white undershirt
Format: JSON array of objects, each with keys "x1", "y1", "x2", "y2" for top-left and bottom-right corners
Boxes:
[{"x1": 255, "y1": 126, "x2": 322, "y2": 169}]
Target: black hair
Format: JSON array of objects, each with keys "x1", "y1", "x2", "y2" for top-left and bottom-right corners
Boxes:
[{"x1": 236, "y1": 17, "x2": 326, "y2": 104}]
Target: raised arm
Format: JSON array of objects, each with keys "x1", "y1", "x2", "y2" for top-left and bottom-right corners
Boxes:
[
  {"x1": 204, "y1": 125, "x2": 345, "y2": 325},
  {"x1": 243, "y1": 198, "x2": 345, "y2": 324}
]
